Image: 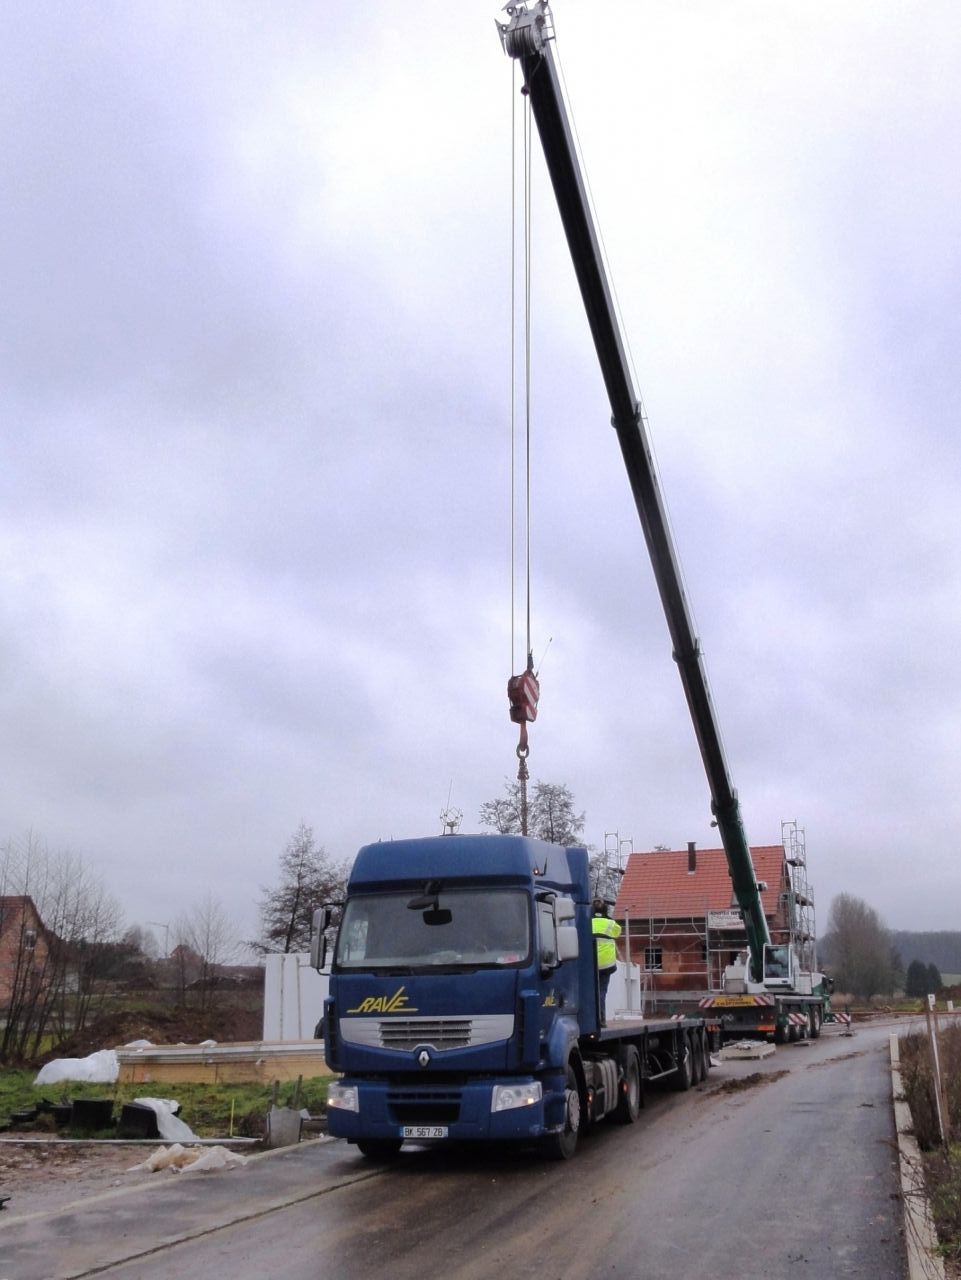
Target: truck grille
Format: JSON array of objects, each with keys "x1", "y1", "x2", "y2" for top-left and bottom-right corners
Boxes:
[
  {"x1": 340, "y1": 1013, "x2": 513, "y2": 1052},
  {"x1": 382, "y1": 1019, "x2": 472, "y2": 1049}
]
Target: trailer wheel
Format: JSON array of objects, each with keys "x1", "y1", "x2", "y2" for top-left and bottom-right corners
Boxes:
[
  {"x1": 356, "y1": 1139, "x2": 403, "y2": 1161},
  {"x1": 614, "y1": 1046, "x2": 642, "y2": 1124},
  {"x1": 809, "y1": 1005, "x2": 822, "y2": 1039},
  {"x1": 543, "y1": 1063, "x2": 581, "y2": 1160},
  {"x1": 700, "y1": 1029, "x2": 712, "y2": 1078},
  {"x1": 691, "y1": 1028, "x2": 710, "y2": 1083},
  {"x1": 689, "y1": 1030, "x2": 704, "y2": 1085},
  {"x1": 671, "y1": 1031, "x2": 693, "y2": 1092}
]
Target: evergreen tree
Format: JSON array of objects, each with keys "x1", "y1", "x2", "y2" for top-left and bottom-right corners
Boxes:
[
  {"x1": 927, "y1": 962, "x2": 943, "y2": 994},
  {"x1": 905, "y1": 958, "x2": 929, "y2": 997}
]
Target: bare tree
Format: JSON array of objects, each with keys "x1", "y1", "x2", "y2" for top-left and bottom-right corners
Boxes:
[
  {"x1": 253, "y1": 823, "x2": 349, "y2": 955},
  {"x1": 588, "y1": 850, "x2": 621, "y2": 904},
  {"x1": 173, "y1": 893, "x2": 238, "y2": 1013},
  {"x1": 0, "y1": 834, "x2": 123, "y2": 1062},
  {"x1": 821, "y1": 892, "x2": 897, "y2": 999},
  {"x1": 478, "y1": 781, "x2": 586, "y2": 846}
]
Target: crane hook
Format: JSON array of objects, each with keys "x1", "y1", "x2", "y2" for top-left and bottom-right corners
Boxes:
[{"x1": 508, "y1": 654, "x2": 539, "y2": 836}]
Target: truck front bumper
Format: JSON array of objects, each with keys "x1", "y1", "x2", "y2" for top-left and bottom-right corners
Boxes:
[{"x1": 327, "y1": 1075, "x2": 563, "y2": 1144}]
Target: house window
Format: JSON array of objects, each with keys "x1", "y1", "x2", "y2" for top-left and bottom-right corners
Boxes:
[{"x1": 644, "y1": 946, "x2": 663, "y2": 972}]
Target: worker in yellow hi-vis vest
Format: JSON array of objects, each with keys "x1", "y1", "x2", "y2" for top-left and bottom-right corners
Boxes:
[{"x1": 592, "y1": 898, "x2": 622, "y2": 1026}]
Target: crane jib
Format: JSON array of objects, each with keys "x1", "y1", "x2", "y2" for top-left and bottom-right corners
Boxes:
[{"x1": 498, "y1": 1, "x2": 771, "y2": 978}]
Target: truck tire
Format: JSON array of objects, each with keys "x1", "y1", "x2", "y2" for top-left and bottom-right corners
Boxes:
[
  {"x1": 542, "y1": 1063, "x2": 581, "y2": 1160},
  {"x1": 614, "y1": 1046, "x2": 642, "y2": 1124},
  {"x1": 671, "y1": 1031, "x2": 693, "y2": 1092},
  {"x1": 809, "y1": 1005, "x2": 822, "y2": 1039},
  {"x1": 356, "y1": 1139, "x2": 403, "y2": 1161}
]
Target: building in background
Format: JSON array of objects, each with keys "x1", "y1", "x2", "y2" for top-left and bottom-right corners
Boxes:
[
  {"x1": 614, "y1": 843, "x2": 806, "y2": 1002},
  {"x1": 0, "y1": 895, "x2": 51, "y2": 1007}
]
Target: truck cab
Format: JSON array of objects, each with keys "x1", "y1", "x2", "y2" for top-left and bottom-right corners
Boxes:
[{"x1": 315, "y1": 834, "x2": 600, "y2": 1154}]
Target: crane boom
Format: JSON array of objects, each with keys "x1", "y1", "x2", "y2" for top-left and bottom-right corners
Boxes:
[{"x1": 498, "y1": 1, "x2": 771, "y2": 979}]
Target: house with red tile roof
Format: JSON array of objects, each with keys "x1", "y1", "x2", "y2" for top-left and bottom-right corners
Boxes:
[
  {"x1": 613, "y1": 843, "x2": 795, "y2": 1000},
  {"x1": 0, "y1": 896, "x2": 52, "y2": 1008}
]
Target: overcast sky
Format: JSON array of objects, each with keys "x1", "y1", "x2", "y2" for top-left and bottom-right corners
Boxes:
[{"x1": 3, "y1": 1, "x2": 959, "y2": 951}]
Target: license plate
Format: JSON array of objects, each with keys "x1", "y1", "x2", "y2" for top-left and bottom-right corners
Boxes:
[{"x1": 402, "y1": 1125, "x2": 448, "y2": 1140}]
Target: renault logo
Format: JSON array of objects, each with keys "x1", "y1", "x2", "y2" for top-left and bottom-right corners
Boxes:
[{"x1": 417, "y1": 1049, "x2": 431, "y2": 1068}]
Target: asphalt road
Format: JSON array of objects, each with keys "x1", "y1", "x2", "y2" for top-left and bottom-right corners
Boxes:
[{"x1": 0, "y1": 1020, "x2": 908, "y2": 1280}]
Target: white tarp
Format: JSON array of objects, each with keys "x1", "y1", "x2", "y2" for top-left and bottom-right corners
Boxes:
[
  {"x1": 34, "y1": 1049, "x2": 119, "y2": 1086},
  {"x1": 132, "y1": 1097, "x2": 197, "y2": 1142}
]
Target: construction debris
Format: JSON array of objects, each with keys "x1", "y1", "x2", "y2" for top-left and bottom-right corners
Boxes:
[
  {"x1": 128, "y1": 1143, "x2": 248, "y2": 1174},
  {"x1": 719, "y1": 1040, "x2": 777, "y2": 1060}
]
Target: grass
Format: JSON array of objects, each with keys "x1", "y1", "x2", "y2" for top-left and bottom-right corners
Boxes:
[{"x1": 0, "y1": 1070, "x2": 334, "y2": 1139}]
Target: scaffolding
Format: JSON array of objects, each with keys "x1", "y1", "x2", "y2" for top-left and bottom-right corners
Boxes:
[
  {"x1": 625, "y1": 898, "x2": 737, "y2": 999},
  {"x1": 781, "y1": 818, "x2": 817, "y2": 972},
  {"x1": 595, "y1": 831, "x2": 632, "y2": 904}
]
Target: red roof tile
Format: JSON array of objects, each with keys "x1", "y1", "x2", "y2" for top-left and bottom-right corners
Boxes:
[{"x1": 614, "y1": 846, "x2": 786, "y2": 919}]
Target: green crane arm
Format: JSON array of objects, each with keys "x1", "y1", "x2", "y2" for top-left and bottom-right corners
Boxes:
[{"x1": 498, "y1": 2, "x2": 770, "y2": 980}]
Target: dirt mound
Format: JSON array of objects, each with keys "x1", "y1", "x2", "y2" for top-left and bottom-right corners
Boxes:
[{"x1": 39, "y1": 1003, "x2": 264, "y2": 1064}]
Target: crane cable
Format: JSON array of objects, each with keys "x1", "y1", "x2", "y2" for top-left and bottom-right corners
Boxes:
[{"x1": 508, "y1": 65, "x2": 540, "y2": 835}]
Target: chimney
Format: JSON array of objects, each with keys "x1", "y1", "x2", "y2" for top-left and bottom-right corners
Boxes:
[{"x1": 687, "y1": 841, "x2": 696, "y2": 874}]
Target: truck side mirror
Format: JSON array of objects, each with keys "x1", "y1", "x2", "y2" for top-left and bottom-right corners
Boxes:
[
  {"x1": 555, "y1": 898, "x2": 576, "y2": 925},
  {"x1": 556, "y1": 925, "x2": 579, "y2": 962},
  {"x1": 310, "y1": 906, "x2": 333, "y2": 971}
]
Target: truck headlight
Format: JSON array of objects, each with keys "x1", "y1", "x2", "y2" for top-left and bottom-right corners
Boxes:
[
  {"x1": 327, "y1": 1082, "x2": 360, "y2": 1113},
  {"x1": 491, "y1": 1081, "x2": 542, "y2": 1112}
]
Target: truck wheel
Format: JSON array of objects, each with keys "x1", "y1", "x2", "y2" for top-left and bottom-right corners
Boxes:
[
  {"x1": 356, "y1": 1139, "x2": 403, "y2": 1161},
  {"x1": 671, "y1": 1032, "x2": 693, "y2": 1092},
  {"x1": 774, "y1": 1022, "x2": 787, "y2": 1045},
  {"x1": 614, "y1": 1046, "x2": 641, "y2": 1124},
  {"x1": 809, "y1": 1005, "x2": 822, "y2": 1039},
  {"x1": 543, "y1": 1063, "x2": 581, "y2": 1160}
]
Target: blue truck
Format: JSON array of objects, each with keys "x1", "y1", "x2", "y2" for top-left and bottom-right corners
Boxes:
[{"x1": 312, "y1": 833, "x2": 714, "y2": 1159}]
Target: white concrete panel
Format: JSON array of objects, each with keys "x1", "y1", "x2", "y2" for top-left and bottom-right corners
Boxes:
[{"x1": 263, "y1": 953, "x2": 328, "y2": 1041}]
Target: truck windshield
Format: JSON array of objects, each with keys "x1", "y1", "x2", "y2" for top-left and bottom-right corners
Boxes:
[{"x1": 334, "y1": 889, "x2": 531, "y2": 971}]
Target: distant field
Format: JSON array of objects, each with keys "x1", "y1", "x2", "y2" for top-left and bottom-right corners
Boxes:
[{"x1": 942, "y1": 974, "x2": 961, "y2": 986}]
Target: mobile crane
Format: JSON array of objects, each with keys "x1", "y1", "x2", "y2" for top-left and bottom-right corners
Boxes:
[
  {"x1": 498, "y1": 1, "x2": 831, "y2": 1041},
  {"x1": 312, "y1": 4, "x2": 830, "y2": 1165}
]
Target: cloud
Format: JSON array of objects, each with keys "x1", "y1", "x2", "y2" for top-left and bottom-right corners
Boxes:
[{"x1": 1, "y1": 2, "x2": 959, "y2": 944}]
